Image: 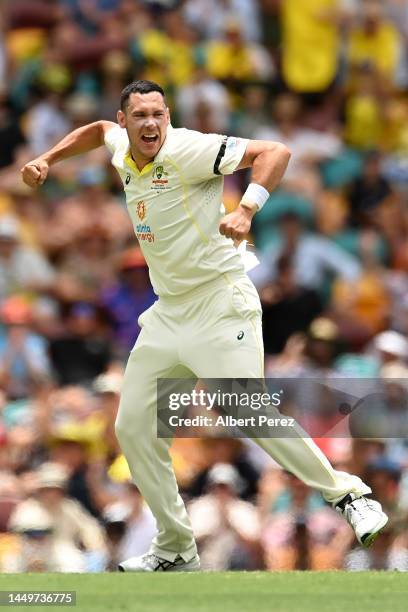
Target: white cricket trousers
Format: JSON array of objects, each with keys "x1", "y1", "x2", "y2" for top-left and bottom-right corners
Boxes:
[{"x1": 115, "y1": 272, "x2": 371, "y2": 562}]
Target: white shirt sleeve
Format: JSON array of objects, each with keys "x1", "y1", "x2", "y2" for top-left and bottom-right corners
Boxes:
[
  {"x1": 171, "y1": 128, "x2": 249, "y2": 184},
  {"x1": 104, "y1": 124, "x2": 128, "y2": 155}
]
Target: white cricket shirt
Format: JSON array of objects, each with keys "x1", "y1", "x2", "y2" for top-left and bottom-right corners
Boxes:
[{"x1": 104, "y1": 124, "x2": 249, "y2": 297}]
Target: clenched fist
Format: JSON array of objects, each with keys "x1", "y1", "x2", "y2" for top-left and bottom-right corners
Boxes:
[
  {"x1": 20, "y1": 159, "x2": 49, "y2": 188},
  {"x1": 219, "y1": 203, "x2": 255, "y2": 242}
]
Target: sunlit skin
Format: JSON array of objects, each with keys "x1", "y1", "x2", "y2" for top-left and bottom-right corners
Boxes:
[{"x1": 117, "y1": 92, "x2": 170, "y2": 172}]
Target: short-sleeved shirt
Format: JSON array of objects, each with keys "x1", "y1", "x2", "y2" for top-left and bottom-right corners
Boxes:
[{"x1": 104, "y1": 124, "x2": 249, "y2": 297}]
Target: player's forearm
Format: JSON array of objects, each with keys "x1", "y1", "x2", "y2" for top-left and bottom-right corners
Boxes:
[
  {"x1": 220, "y1": 142, "x2": 290, "y2": 238},
  {"x1": 250, "y1": 143, "x2": 291, "y2": 193},
  {"x1": 39, "y1": 121, "x2": 106, "y2": 165}
]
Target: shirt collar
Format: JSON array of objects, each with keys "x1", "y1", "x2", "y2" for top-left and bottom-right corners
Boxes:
[{"x1": 124, "y1": 124, "x2": 173, "y2": 176}]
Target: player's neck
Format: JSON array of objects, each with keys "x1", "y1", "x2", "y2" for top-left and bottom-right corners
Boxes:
[{"x1": 131, "y1": 150, "x2": 154, "y2": 172}]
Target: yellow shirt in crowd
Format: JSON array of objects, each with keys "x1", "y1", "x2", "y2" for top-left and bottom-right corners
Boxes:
[
  {"x1": 282, "y1": 0, "x2": 340, "y2": 92},
  {"x1": 348, "y1": 20, "x2": 400, "y2": 80}
]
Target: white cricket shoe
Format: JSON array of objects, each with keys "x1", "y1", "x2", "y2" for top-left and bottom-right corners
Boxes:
[
  {"x1": 336, "y1": 494, "x2": 389, "y2": 547},
  {"x1": 118, "y1": 553, "x2": 200, "y2": 572}
]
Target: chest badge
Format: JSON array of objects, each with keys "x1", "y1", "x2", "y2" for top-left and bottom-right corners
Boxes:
[
  {"x1": 125, "y1": 174, "x2": 131, "y2": 185},
  {"x1": 137, "y1": 200, "x2": 146, "y2": 221},
  {"x1": 151, "y1": 165, "x2": 169, "y2": 189}
]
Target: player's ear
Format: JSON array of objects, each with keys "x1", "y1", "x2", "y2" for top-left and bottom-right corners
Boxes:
[
  {"x1": 166, "y1": 107, "x2": 171, "y2": 124},
  {"x1": 117, "y1": 109, "x2": 126, "y2": 128}
]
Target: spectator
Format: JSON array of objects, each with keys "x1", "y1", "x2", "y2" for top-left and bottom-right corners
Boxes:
[
  {"x1": 175, "y1": 64, "x2": 231, "y2": 133},
  {"x1": 184, "y1": 0, "x2": 261, "y2": 43},
  {"x1": 250, "y1": 212, "x2": 361, "y2": 292},
  {"x1": 57, "y1": 224, "x2": 117, "y2": 303},
  {"x1": 262, "y1": 472, "x2": 350, "y2": 570},
  {"x1": 102, "y1": 483, "x2": 157, "y2": 571},
  {"x1": 45, "y1": 165, "x2": 132, "y2": 253},
  {"x1": 0, "y1": 89, "x2": 25, "y2": 169},
  {"x1": 49, "y1": 302, "x2": 112, "y2": 386},
  {"x1": 346, "y1": 457, "x2": 408, "y2": 570},
  {"x1": 372, "y1": 330, "x2": 408, "y2": 368},
  {"x1": 7, "y1": 462, "x2": 107, "y2": 572},
  {"x1": 98, "y1": 51, "x2": 133, "y2": 122},
  {"x1": 260, "y1": 253, "x2": 323, "y2": 355},
  {"x1": 0, "y1": 216, "x2": 55, "y2": 301},
  {"x1": 185, "y1": 438, "x2": 260, "y2": 502},
  {"x1": 188, "y1": 463, "x2": 262, "y2": 570},
  {"x1": 61, "y1": 0, "x2": 121, "y2": 35},
  {"x1": 280, "y1": 0, "x2": 344, "y2": 93},
  {"x1": 348, "y1": 363, "x2": 408, "y2": 439},
  {"x1": 344, "y1": 64, "x2": 388, "y2": 151},
  {"x1": 347, "y1": 0, "x2": 401, "y2": 84},
  {"x1": 24, "y1": 90, "x2": 71, "y2": 156},
  {"x1": 0, "y1": 296, "x2": 51, "y2": 399},
  {"x1": 204, "y1": 19, "x2": 273, "y2": 84},
  {"x1": 330, "y1": 230, "x2": 391, "y2": 341},
  {"x1": 100, "y1": 248, "x2": 156, "y2": 358},
  {"x1": 348, "y1": 152, "x2": 395, "y2": 228},
  {"x1": 49, "y1": 438, "x2": 102, "y2": 518},
  {"x1": 255, "y1": 93, "x2": 342, "y2": 201},
  {"x1": 93, "y1": 370, "x2": 123, "y2": 456},
  {"x1": 234, "y1": 86, "x2": 269, "y2": 139},
  {"x1": 130, "y1": 10, "x2": 196, "y2": 90}
]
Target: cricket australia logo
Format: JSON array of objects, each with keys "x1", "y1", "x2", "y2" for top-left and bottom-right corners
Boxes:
[
  {"x1": 151, "y1": 165, "x2": 169, "y2": 190},
  {"x1": 154, "y1": 165, "x2": 164, "y2": 179},
  {"x1": 137, "y1": 200, "x2": 146, "y2": 221}
]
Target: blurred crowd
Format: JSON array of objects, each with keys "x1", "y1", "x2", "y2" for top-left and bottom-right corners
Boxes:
[{"x1": 0, "y1": 0, "x2": 408, "y2": 572}]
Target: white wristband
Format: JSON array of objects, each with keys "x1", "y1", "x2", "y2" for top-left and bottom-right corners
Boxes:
[{"x1": 241, "y1": 183, "x2": 270, "y2": 212}]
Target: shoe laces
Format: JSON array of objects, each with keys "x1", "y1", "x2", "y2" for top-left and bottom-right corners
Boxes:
[
  {"x1": 346, "y1": 502, "x2": 363, "y2": 521},
  {"x1": 346, "y1": 497, "x2": 373, "y2": 523},
  {"x1": 144, "y1": 553, "x2": 179, "y2": 571}
]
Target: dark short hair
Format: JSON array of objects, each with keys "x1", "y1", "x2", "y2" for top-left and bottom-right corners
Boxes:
[{"x1": 120, "y1": 80, "x2": 165, "y2": 111}]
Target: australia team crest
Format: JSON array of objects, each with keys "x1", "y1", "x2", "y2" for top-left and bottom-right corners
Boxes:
[{"x1": 151, "y1": 165, "x2": 169, "y2": 190}]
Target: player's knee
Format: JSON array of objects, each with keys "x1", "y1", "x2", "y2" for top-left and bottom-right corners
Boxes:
[
  {"x1": 114, "y1": 411, "x2": 135, "y2": 443},
  {"x1": 114, "y1": 406, "x2": 145, "y2": 444}
]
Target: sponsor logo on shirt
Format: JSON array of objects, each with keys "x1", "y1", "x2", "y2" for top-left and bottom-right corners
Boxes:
[
  {"x1": 151, "y1": 165, "x2": 169, "y2": 190},
  {"x1": 136, "y1": 224, "x2": 155, "y2": 243},
  {"x1": 137, "y1": 200, "x2": 146, "y2": 221},
  {"x1": 226, "y1": 137, "x2": 240, "y2": 150},
  {"x1": 135, "y1": 202, "x2": 154, "y2": 242}
]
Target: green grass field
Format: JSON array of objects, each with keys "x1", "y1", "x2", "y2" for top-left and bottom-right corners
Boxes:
[{"x1": 1, "y1": 572, "x2": 407, "y2": 612}]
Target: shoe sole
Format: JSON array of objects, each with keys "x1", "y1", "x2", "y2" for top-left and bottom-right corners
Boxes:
[
  {"x1": 360, "y1": 513, "x2": 389, "y2": 548},
  {"x1": 159, "y1": 566, "x2": 200, "y2": 572},
  {"x1": 117, "y1": 562, "x2": 200, "y2": 572}
]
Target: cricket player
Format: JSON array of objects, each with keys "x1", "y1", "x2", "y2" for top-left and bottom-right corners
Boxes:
[{"x1": 22, "y1": 80, "x2": 388, "y2": 572}]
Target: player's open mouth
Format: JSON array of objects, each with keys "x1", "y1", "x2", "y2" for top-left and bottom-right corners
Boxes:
[{"x1": 141, "y1": 135, "x2": 159, "y2": 144}]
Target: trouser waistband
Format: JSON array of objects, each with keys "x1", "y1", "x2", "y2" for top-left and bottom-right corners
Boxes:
[{"x1": 158, "y1": 272, "x2": 249, "y2": 305}]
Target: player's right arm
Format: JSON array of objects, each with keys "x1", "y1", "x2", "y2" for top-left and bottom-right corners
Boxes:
[{"x1": 21, "y1": 120, "x2": 117, "y2": 188}]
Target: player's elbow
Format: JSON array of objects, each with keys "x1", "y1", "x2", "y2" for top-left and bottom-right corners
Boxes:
[
  {"x1": 281, "y1": 143, "x2": 291, "y2": 161},
  {"x1": 269, "y1": 141, "x2": 291, "y2": 162}
]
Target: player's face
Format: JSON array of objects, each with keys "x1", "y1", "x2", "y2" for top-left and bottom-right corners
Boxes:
[{"x1": 117, "y1": 92, "x2": 170, "y2": 163}]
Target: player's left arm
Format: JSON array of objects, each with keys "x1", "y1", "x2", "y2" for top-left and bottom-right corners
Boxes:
[{"x1": 219, "y1": 140, "x2": 291, "y2": 241}]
